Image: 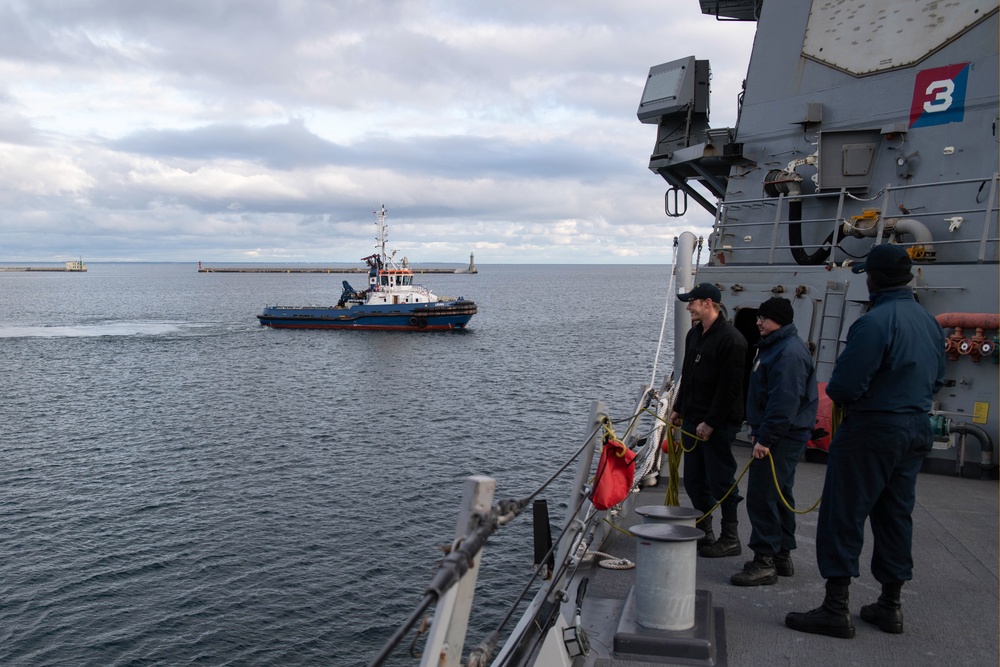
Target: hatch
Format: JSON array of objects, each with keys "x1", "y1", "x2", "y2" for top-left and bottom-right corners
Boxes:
[{"x1": 802, "y1": 0, "x2": 996, "y2": 76}]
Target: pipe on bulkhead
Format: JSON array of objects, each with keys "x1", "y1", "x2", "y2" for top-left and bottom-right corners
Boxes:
[
  {"x1": 951, "y1": 422, "x2": 996, "y2": 479},
  {"x1": 889, "y1": 218, "x2": 936, "y2": 257},
  {"x1": 842, "y1": 214, "x2": 936, "y2": 259},
  {"x1": 935, "y1": 313, "x2": 1000, "y2": 330},
  {"x1": 936, "y1": 313, "x2": 1000, "y2": 361},
  {"x1": 764, "y1": 168, "x2": 839, "y2": 266}
]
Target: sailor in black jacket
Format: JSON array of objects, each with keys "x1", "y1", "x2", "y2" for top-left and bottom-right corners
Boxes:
[{"x1": 669, "y1": 283, "x2": 748, "y2": 558}]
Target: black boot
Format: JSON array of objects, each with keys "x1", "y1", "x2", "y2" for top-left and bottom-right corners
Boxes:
[
  {"x1": 774, "y1": 550, "x2": 794, "y2": 577},
  {"x1": 699, "y1": 521, "x2": 741, "y2": 558},
  {"x1": 695, "y1": 516, "x2": 715, "y2": 549},
  {"x1": 785, "y1": 577, "x2": 856, "y2": 639},
  {"x1": 731, "y1": 553, "x2": 777, "y2": 586},
  {"x1": 860, "y1": 582, "x2": 904, "y2": 634}
]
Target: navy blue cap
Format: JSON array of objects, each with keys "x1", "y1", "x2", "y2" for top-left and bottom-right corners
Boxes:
[
  {"x1": 851, "y1": 244, "x2": 913, "y2": 274},
  {"x1": 678, "y1": 282, "x2": 722, "y2": 303}
]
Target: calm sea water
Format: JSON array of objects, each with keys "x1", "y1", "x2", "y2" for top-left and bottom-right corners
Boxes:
[{"x1": 0, "y1": 263, "x2": 674, "y2": 666}]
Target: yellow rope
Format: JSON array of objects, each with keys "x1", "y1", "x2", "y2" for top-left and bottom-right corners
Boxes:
[
  {"x1": 601, "y1": 417, "x2": 617, "y2": 443},
  {"x1": 617, "y1": 407, "x2": 824, "y2": 525},
  {"x1": 693, "y1": 457, "x2": 753, "y2": 522},
  {"x1": 657, "y1": 417, "x2": 822, "y2": 518},
  {"x1": 603, "y1": 516, "x2": 635, "y2": 538},
  {"x1": 766, "y1": 450, "x2": 823, "y2": 514},
  {"x1": 663, "y1": 426, "x2": 681, "y2": 506},
  {"x1": 831, "y1": 402, "x2": 845, "y2": 437}
]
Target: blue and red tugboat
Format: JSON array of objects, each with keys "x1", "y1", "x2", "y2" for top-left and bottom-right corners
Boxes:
[{"x1": 257, "y1": 205, "x2": 477, "y2": 331}]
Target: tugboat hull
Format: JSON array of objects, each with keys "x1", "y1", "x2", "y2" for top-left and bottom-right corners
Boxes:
[{"x1": 257, "y1": 300, "x2": 477, "y2": 331}]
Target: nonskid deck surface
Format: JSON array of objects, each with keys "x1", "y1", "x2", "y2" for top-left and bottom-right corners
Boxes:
[{"x1": 575, "y1": 447, "x2": 998, "y2": 666}]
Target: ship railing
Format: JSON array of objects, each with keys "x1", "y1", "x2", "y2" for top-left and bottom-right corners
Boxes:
[
  {"x1": 710, "y1": 173, "x2": 999, "y2": 265},
  {"x1": 369, "y1": 396, "x2": 665, "y2": 667}
]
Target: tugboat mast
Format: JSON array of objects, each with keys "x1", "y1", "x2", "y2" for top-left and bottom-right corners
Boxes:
[{"x1": 374, "y1": 204, "x2": 391, "y2": 268}]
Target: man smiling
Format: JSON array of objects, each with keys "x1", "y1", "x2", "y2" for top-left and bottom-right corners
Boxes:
[{"x1": 669, "y1": 283, "x2": 748, "y2": 557}]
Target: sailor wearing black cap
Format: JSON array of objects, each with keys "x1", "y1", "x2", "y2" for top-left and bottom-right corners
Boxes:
[
  {"x1": 731, "y1": 297, "x2": 817, "y2": 587},
  {"x1": 669, "y1": 283, "x2": 749, "y2": 558},
  {"x1": 786, "y1": 244, "x2": 946, "y2": 638}
]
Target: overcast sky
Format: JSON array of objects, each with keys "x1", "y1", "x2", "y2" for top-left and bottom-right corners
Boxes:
[{"x1": 0, "y1": 1, "x2": 757, "y2": 264}]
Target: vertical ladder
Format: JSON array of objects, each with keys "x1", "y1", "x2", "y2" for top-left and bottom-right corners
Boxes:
[{"x1": 815, "y1": 281, "x2": 847, "y2": 382}]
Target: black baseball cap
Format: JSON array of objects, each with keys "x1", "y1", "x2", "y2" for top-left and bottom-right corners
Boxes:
[{"x1": 678, "y1": 282, "x2": 722, "y2": 303}]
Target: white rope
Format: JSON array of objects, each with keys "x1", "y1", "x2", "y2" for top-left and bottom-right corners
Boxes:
[
  {"x1": 647, "y1": 240, "x2": 680, "y2": 390},
  {"x1": 632, "y1": 425, "x2": 661, "y2": 483},
  {"x1": 588, "y1": 551, "x2": 635, "y2": 570}
]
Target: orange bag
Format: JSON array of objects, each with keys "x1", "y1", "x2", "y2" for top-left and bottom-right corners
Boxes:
[{"x1": 591, "y1": 439, "x2": 637, "y2": 510}]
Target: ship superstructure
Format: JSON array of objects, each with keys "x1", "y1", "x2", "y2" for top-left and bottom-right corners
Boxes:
[{"x1": 639, "y1": 0, "x2": 998, "y2": 470}]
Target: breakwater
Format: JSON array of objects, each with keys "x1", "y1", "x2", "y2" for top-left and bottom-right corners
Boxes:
[
  {"x1": 197, "y1": 266, "x2": 470, "y2": 274},
  {"x1": 0, "y1": 262, "x2": 87, "y2": 272}
]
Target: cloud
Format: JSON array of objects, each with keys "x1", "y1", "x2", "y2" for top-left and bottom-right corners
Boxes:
[{"x1": 0, "y1": 0, "x2": 757, "y2": 262}]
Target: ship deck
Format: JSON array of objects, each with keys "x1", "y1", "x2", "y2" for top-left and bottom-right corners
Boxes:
[{"x1": 574, "y1": 446, "x2": 999, "y2": 666}]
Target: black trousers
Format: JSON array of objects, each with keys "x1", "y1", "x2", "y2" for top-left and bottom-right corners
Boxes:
[
  {"x1": 816, "y1": 411, "x2": 932, "y2": 583},
  {"x1": 681, "y1": 421, "x2": 742, "y2": 522}
]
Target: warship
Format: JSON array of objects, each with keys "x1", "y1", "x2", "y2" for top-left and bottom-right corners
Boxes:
[{"x1": 370, "y1": 1, "x2": 998, "y2": 665}]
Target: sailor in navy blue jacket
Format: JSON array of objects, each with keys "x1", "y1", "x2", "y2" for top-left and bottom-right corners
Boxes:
[
  {"x1": 731, "y1": 297, "x2": 817, "y2": 587},
  {"x1": 825, "y1": 289, "x2": 945, "y2": 413},
  {"x1": 787, "y1": 244, "x2": 947, "y2": 639},
  {"x1": 745, "y1": 320, "x2": 818, "y2": 447}
]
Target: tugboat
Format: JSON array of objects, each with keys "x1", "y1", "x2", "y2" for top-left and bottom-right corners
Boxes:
[{"x1": 257, "y1": 205, "x2": 477, "y2": 330}]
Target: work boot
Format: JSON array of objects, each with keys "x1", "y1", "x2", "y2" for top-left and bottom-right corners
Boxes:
[
  {"x1": 731, "y1": 553, "x2": 777, "y2": 586},
  {"x1": 860, "y1": 582, "x2": 904, "y2": 634},
  {"x1": 785, "y1": 577, "x2": 855, "y2": 639},
  {"x1": 754, "y1": 550, "x2": 794, "y2": 576},
  {"x1": 774, "y1": 550, "x2": 794, "y2": 577},
  {"x1": 699, "y1": 521, "x2": 741, "y2": 558},
  {"x1": 695, "y1": 516, "x2": 715, "y2": 549}
]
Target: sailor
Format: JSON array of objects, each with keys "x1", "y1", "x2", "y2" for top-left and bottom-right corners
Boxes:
[
  {"x1": 785, "y1": 244, "x2": 946, "y2": 638},
  {"x1": 731, "y1": 297, "x2": 817, "y2": 586},
  {"x1": 669, "y1": 282, "x2": 748, "y2": 557}
]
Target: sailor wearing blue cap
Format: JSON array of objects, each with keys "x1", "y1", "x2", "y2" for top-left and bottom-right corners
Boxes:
[{"x1": 786, "y1": 244, "x2": 946, "y2": 638}]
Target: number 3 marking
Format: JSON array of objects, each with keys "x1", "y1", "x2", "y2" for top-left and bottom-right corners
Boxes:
[{"x1": 923, "y1": 79, "x2": 955, "y2": 113}]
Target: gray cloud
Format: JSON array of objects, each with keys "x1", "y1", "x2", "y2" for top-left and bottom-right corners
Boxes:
[{"x1": 0, "y1": 1, "x2": 757, "y2": 263}]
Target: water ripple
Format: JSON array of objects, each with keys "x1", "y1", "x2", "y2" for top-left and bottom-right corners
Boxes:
[{"x1": 0, "y1": 264, "x2": 669, "y2": 666}]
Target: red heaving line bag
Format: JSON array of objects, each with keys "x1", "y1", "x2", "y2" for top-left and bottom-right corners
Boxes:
[{"x1": 591, "y1": 438, "x2": 637, "y2": 510}]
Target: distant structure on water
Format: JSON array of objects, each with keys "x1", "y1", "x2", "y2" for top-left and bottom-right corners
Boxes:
[
  {"x1": 198, "y1": 255, "x2": 479, "y2": 274},
  {"x1": 0, "y1": 259, "x2": 86, "y2": 272}
]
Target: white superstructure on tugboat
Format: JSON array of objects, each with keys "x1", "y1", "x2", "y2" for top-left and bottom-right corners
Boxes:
[
  {"x1": 369, "y1": 2, "x2": 998, "y2": 666},
  {"x1": 258, "y1": 204, "x2": 477, "y2": 330}
]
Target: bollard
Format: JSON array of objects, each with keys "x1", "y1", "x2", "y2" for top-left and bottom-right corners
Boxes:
[
  {"x1": 635, "y1": 505, "x2": 701, "y2": 528},
  {"x1": 630, "y1": 524, "x2": 703, "y2": 630}
]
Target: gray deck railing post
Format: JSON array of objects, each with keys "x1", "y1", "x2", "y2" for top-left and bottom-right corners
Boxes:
[
  {"x1": 553, "y1": 401, "x2": 606, "y2": 571},
  {"x1": 978, "y1": 173, "x2": 999, "y2": 262},
  {"x1": 420, "y1": 476, "x2": 496, "y2": 667},
  {"x1": 674, "y1": 232, "x2": 697, "y2": 369}
]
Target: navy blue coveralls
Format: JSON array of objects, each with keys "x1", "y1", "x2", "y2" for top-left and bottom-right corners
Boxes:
[
  {"x1": 817, "y1": 287, "x2": 946, "y2": 584},
  {"x1": 745, "y1": 323, "x2": 818, "y2": 556},
  {"x1": 675, "y1": 317, "x2": 748, "y2": 522}
]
